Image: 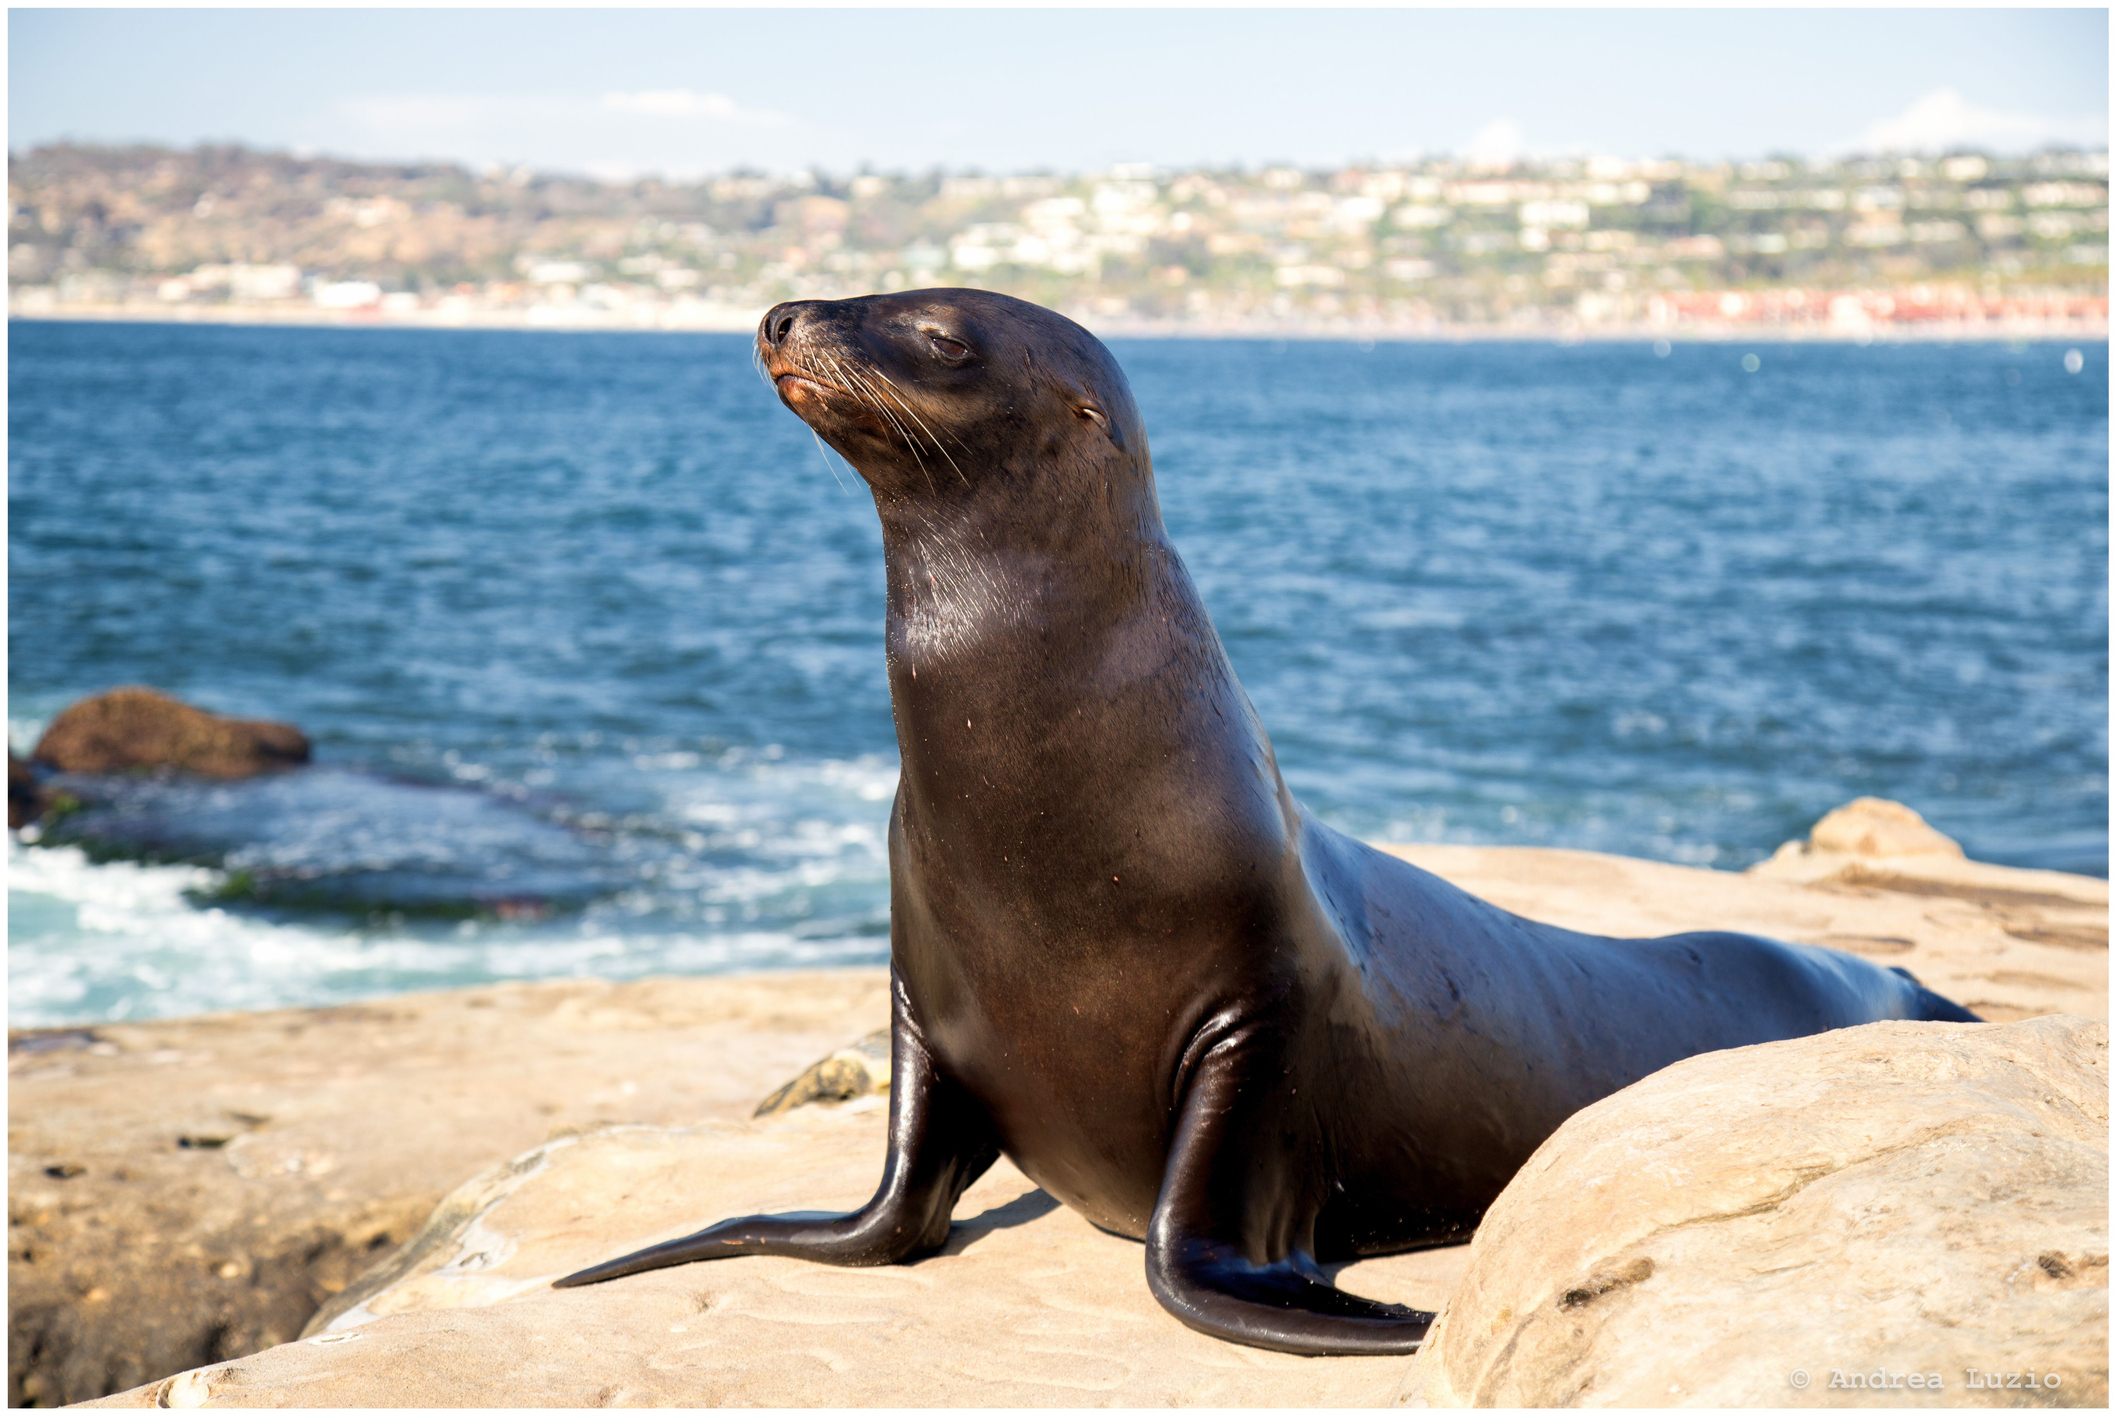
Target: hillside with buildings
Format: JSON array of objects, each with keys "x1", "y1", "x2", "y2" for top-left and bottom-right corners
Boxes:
[{"x1": 8, "y1": 142, "x2": 2108, "y2": 337}]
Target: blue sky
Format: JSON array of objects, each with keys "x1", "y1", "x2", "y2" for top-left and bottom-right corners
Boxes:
[{"x1": 10, "y1": 8, "x2": 2109, "y2": 178}]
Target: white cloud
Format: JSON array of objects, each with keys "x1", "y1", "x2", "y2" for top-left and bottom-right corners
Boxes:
[
  {"x1": 1464, "y1": 118, "x2": 1525, "y2": 167},
  {"x1": 602, "y1": 89, "x2": 783, "y2": 127},
  {"x1": 1845, "y1": 88, "x2": 2108, "y2": 155}
]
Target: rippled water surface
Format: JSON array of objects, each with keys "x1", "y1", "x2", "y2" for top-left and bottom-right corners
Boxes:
[{"x1": 9, "y1": 321, "x2": 2107, "y2": 1025}]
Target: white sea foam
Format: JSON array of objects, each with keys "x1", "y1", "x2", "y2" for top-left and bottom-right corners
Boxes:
[
  {"x1": 9, "y1": 840, "x2": 369, "y2": 1022},
  {"x1": 6, "y1": 750, "x2": 900, "y2": 1028},
  {"x1": 9, "y1": 715, "x2": 49, "y2": 757}
]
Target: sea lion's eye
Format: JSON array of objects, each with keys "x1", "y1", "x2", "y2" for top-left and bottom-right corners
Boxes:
[{"x1": 928, "y1": 334, "x2": 970, "y2": 361}]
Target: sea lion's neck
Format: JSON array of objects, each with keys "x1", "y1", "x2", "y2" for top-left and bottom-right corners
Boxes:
[
  {"x1": 874, "y1": 475, "x2": 1170, "y2": 675},
  {"x1": 873, "y1": 476, "x2": 1290, "y2": 861}
]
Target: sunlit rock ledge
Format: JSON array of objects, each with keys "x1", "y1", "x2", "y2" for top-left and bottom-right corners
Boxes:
[
  {"x1": 12, "y1": 811, "x2": 2105, "y2": 1407},
  {"x1": 1398, "y1": 1013, "x2": 2106, "y2": 1408}
]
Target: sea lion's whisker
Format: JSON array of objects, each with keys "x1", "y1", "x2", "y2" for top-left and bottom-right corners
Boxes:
[
  {"x1": 868, "y1": 368, "x2": 974, "y2": 459},
  {"x1": 864, "y1": 370, "x2": 969, "y2": 486},
  {"x1": 827, "y1": 356, "x2": 922, "y2": 455},
  {"x1": 830, "y1": 358, "x2": 893, "y2": 429},
  {"x1": 831, "y1": 356, "x2": 936, "y2": 495},
  {"x1": 808, "y1": 429, "x2": 850, "y2": 493},
  {"x1": 849, "y1": 365, "x2": 950, "y2": 486},
  {"x1": 831, "y1": 358, "x2": 909, "y2": 448},
  {"x1": 839, "y1": 363, "x2": 932, "y2": 479},
  {"x1": 865, "y1": 366, "x2": 973, "y2": 475}
]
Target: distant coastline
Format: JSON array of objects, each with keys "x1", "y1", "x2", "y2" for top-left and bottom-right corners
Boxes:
[
  {"x1": 12, "y1": 301, "x2": 2106, "y2": 344},
  {"x1": 10, "y1": 142, "x2": 2107, "y2": 348}
]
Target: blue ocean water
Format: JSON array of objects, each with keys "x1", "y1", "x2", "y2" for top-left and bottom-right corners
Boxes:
[{"x1": 9, "y1": 321, "x2": 2107, "y2": 1027}]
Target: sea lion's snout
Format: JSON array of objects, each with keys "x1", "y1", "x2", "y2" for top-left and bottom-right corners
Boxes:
[
  {"x1": 757, "y1": 299, "x2": 821, "y2": 382},
  {"x1": 758, "y1": 300, "x2": 817, "y2": 352},
  {"x1": 757, "y1": 300, "x2": 851, "y2": 416}
]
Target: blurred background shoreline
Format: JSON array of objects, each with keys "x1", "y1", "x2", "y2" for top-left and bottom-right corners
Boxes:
[
  {"x1": 10, "y1": 142, "x2": 2107, "y2": 342},
  {"x1": 17, "y1": 312, "x2": 2109, "y2": 344}
]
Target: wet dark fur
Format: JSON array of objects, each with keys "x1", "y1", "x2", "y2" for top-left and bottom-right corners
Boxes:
[{"x1": 554, "y1": 290, "x2": 1980, "y2": 1354}]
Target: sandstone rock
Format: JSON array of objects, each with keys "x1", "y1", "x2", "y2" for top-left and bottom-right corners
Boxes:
[
  {"x1": 1754, "y1": 796, "x2": 1968, "y2": 875},
  {"x1": 753, "y1": 1026, "x2": 892, "y2": 1116},
  {"x1": 7, "y1": 971, "x2": 891, "y2": 1407},
  {"x1": 1809, "y1": 796, "x2": 1966, "y2": 859},
  {"x1": 89, "y1": 1107, "x2": 1467, "y2": 1408},
  {"x1": 1398, "y1": 1015, "x2": 2109, "y2": 1408},
  {"x1": 31, "y1": 687, "x2": 308, "y2": 779}
]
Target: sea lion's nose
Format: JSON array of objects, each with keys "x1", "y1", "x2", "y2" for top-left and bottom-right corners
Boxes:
[{"x1": 760, "y1": 302, "x2": 806, "y2": 348}]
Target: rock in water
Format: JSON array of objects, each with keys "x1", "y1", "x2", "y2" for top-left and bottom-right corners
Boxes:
[
  {"x1": 1399, "y1": 1014, "x2": 2108, "y2": 1408},
  {"x1": 34, "y1": 765, "x2": 612, "y2": 918},
  {"x1": 32, "y1": 687, "x2": 309, "y2": 779}
]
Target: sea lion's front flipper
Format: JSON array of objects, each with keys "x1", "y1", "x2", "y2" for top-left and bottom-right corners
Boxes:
[
  {"x1": 1143, "y1": 1032, "x2": 1433, "y2": 1356},
  {"x1": 554, "y1": 981, "x2": 998, "y2": 1288}
]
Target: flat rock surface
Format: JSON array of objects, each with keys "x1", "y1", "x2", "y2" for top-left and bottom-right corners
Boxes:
[
  {"x1": 1400, "y1": 1015, "x2": 2109, "y2": 1408},
  {"x1": 83, "y1": 1106, "x2": 1469, "y2": 1408},
  {"x1": 10, "y1": 971, "x2": 891, "y2": 1407},
  {"x1": 25, "y1": 844, "x2": 2104, "y2": 1407}
]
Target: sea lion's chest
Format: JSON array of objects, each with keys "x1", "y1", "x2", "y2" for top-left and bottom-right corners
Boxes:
[{"x1": 900, "y1": 934, "x2": 1225, "y2": 1238}]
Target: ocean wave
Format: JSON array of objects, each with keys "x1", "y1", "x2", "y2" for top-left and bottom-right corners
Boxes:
[
  {"x1": 6, "y1": 748, "x2": 899, "y2": 1027},
  {"x1": 9, "y1": 839, "x2": 890, "y2": 1027}
]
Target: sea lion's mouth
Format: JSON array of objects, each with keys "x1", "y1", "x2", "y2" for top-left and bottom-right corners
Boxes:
[
  {"x1": 772, "y1": 369, "x2": 851, "y2": 399},
  {"x1": 760, "y1": 343, "x2": 847, "y2": 396}
]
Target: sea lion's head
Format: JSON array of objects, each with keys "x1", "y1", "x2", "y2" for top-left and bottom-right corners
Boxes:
[{"x1": 757, "y1": 290, "x2": 1146, "y2": 500}]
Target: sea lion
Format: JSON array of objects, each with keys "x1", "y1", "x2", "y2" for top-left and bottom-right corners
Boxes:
[{"x1": 554, "y1": 290, "x2": 1980, "y2": 1355}]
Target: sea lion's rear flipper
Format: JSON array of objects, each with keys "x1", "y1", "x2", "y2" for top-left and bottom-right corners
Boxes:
[
  {"x1": 1884, "y1": 964, "x2": 1985, "y2": 1022},
  {"x1": 1143, "y1": 1032, "x2": 1433, "y2": 1356},
  {"x1": 554, "y1": 988, "x2": 999, "y2": 1288}
]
